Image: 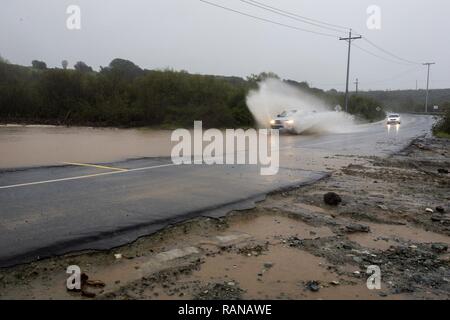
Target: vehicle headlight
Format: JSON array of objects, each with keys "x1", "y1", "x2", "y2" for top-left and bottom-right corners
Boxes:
[
  {"x1": 286, "y1": 120, "x2": 294, "y2": 125},
  {"x1": 270, "y1": 120, "x2": 275, "y2": 125}
]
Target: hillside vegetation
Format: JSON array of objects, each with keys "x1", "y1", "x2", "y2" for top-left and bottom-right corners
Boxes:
[
  {"x1": 359, "y1": 89, "x2": 450, "y2": 113},
  {"x1": 433, "y1": 108, "x2": 450, "y2": 137},
  {"x1": 0, "y1": 59, "x2": 386, "y2": 128}
]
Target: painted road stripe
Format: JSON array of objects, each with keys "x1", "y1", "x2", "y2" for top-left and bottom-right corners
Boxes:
[
  {"x1": 0, "y1": 136, "x2": 373, "y2": 190},
  {"x1": 0, "y1": 163, "x2": 177, "y2": 190},
  {"x1": 62, "y1": 162, "x2": 129, "y2": 172},
  {"x1": 0, "y1": 129, "x2": 390, "y2": 190}
]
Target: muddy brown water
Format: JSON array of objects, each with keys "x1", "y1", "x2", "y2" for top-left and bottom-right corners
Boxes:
[
  {"x1": 0, "y1": 125, "x2": 283, "y2": 169},
  {"x1": 348, "y1": 221, "x2": 450, "y2": 251},
  {"x1": 0, "y1": 125, "x2": 174, "y2": 169}
]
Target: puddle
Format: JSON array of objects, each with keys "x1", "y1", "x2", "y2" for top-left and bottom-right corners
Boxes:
[
  {"x1": 349, "y1": 222, "x2": 450, "y2": 251},
  {"x1": 227, "y1": 213, "x2": 335, "y2": 241},
  {"x1": 188, "y1": 245, "x2": 382, "y2": 300}
]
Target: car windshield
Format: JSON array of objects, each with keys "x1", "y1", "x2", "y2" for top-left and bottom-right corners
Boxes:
[
  {"x1": 389, "y1": 115, "x2": 399, "y2": 118},
  {"x1": 280, "y1": 110, "x2": 297, "y2": 117}
]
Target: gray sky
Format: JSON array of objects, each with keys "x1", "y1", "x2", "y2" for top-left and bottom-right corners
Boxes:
[{"x1": 1, "y1": 0, "x2": 449, "y2": 91}]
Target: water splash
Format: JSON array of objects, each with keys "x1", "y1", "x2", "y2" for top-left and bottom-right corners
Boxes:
[{"x1": 246, "y1": 78, "x2": 357, "y2": 134}]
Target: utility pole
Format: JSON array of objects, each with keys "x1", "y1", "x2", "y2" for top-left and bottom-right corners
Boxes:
[
  {"x1": 423, "y1": 62, "x2": 435, "y2": 113},
  {"x1": 340, "y1": 29, "x2": 362, "y2": 113},
  {"x1": 354, "y1": 78, "x2": 359, "y2": 94}
]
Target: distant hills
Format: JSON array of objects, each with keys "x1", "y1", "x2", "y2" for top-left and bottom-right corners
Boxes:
[{"x1": 355, "y1": 88, "x2": 450, "y2": 113}]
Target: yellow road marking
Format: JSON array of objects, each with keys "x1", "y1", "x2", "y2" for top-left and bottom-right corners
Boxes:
[
  {"x1": 0, "y1": 163, "x2": 177, "y2": 190},
  {"x1": 62, "y1": 162, "x2": 129, "y2": 172}
]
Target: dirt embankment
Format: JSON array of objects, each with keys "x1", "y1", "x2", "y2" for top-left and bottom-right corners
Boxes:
[{"x1": 1, "y1": 137, "x2": 449, "y2": 300}]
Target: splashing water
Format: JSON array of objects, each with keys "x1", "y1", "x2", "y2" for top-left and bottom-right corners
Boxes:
[{"x1": 246, "y1": 78, "x2": 357, "y2": 134}]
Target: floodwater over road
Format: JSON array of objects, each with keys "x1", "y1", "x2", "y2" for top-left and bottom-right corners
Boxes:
[
  {"x1": 0, "y1": 114, "x2": 434, "y2": 169},
  {"x1": 0, "y1": 125, "x2": 174, "y2": 169}
]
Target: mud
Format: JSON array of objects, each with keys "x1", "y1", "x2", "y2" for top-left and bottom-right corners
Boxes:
[{"x1": 0, "y1": 136, "x2": 449, "y2": 300}]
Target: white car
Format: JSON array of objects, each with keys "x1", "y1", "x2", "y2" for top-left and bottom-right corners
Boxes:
[
  {"x1": 270, "y1": 110, "x2": 298, "y2": 131},
  {"x1": 387, "y1": 114, "x2": 401, "y2": 125}
]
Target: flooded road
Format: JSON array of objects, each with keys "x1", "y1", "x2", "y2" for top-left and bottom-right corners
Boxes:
[
  {"x1": 0, "y1": 114, "x2": 434, "y2": 169},
  {"x1": 0, "y1": 125, "x2": 174, "y2": 169},
  {"x1": 0, "y1": 114, "x2": 436, "y2": 267}
]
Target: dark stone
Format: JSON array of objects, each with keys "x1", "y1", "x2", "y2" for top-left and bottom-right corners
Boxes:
[
  {"x1": 345, "y1": 223, "x2": 370, "y2": 233},
  {"x1": 431, "y1": 215, "x2": 442, "y2": 222},
  {"x1": 436, "y1": 206, "x2": 445, "y2": 214},
  {"x1": 431, "y1": 243, "x2": 448, "y2": 253},
  {"x1": 437, "y1": 168, "x2": 449, "y2": 174},
  {"x1": 306, "y1": 281, "x2": 320, "y2": 292},
  {"x1": 324, "y1": 192, "x2": 342, "y2": 206},
  {"x1": 343, "y1": 244, "x2": 353, "y2": 250}
]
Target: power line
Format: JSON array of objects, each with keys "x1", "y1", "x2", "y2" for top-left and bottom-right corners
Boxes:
[
  {"x1": 238, "y1": 1, "x2": 422, "y2": 66},
  {"x1": 200, "y1": 0, "x2": 423, "y2": 67},
  {"x1": 362, "y1": 38, "x2": 422, "y2": 65},
  {"x1": 243, "y1": 0, "x2": 351, "y2": 31},
  {"x1": 199, "y1": 0, "x2": 432, "y2": 93},
  {"x1": 362, "y1": 66, "x2": 421, "y2": 85},
  {"x1": 352, "y1": 43, "x2": 414, "y2": 66},
  {"x1": 239, "y1": 0, "x2": 347, "y2": 35},
  {"x1": 199, "y1": 0, "x2": 339, "y2": 38},
  {"x1": 312, "y1": 66, "x2": 422, "y2": 89}
]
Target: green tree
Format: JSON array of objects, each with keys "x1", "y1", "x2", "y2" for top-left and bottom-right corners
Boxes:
[
  {"x1": 247, "y1": 72, "x2": 280, "y2": 83},
  {"x1": 104, "y1": 58, "x2": 143, "y2": 79},
  {"x1": 0, "y1": 54, "x2": 9, "y2": 64},
  {"x1": 31, "y1": 60, "x2": 47, "y2": 70},
  {"x1": 74, "y1": 61, "x2": 93, "y2": 73},
  {"x1": 346, "y1": 95, "x2": 386, "y2": 122}
]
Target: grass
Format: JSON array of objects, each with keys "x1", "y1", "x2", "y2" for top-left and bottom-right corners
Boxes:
[{"x1": 434, "y1": 131, "x2": 450, "y2": 139}]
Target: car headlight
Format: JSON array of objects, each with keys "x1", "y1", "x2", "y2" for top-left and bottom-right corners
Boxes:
[
  {"x1": 270, "y1": 120, "x2": 275, "y2": 125},
  {"x1": 286, "y1": 120, "x2": 294, "y2": 125}
]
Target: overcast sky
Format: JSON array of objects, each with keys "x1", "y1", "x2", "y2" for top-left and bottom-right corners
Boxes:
[{"x1": 1, "y1": 0, "x2": 449, "y2": 91}]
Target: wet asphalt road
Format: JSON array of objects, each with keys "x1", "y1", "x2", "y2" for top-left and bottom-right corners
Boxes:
[{"x1": 0, "y1": 114, "x2": 435, "y2": 267}]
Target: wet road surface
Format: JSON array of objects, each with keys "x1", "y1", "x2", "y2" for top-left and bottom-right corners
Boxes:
[{"x1": 0, "y1": 114, "x2": 435, "y2": 266}]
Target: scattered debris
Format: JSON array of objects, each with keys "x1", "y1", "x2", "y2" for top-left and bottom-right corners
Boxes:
[
  {"x1": 431, "y1": 243, "x2": 448, "y2": 253},
  {"x1": 86, "y1": 280, "x2": 106, "y2": 288},
  {"x1": 436, "y1": 206, "x2": 446, "y2": 214},
  {"x1": 345, "y1": 224, "x2": 371, "y2": 234},
  {"x1": 194, "y1": 282, "x2": 244, "y2": 300},
  {"x1": 305, "y1": 281, "x2": 321, "y2": 292},
  {"x1": 66, "y1": 273, "x2": 105, "y2": 299}
]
